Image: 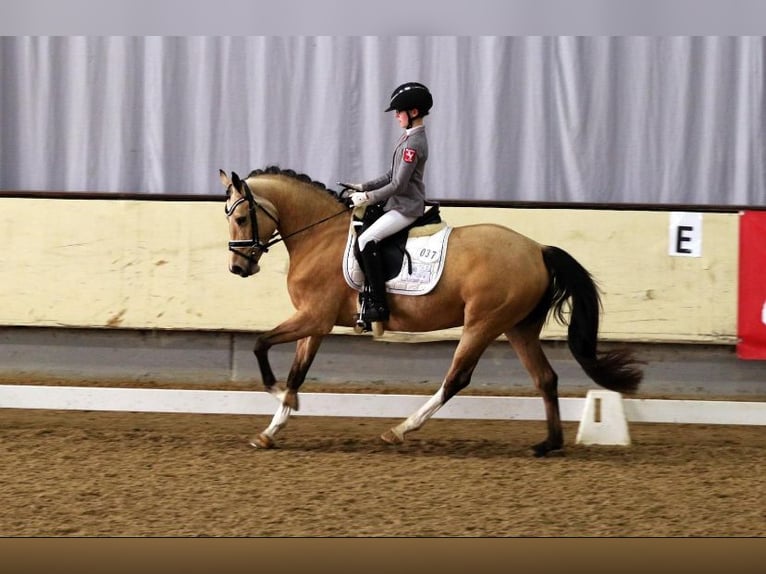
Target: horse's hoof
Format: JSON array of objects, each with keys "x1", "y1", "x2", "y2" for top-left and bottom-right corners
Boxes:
[
  {"x1": 250, "y1": 433, "x2": 275, "y2": 449},
  {"x1": 372, "y1": 322, "x2": 385, "y2": 338},
  {"x1": 532, "y1": 444, "x2": 549, "y2": 457},
  {"x1": 531, "y1": 441, "x2": 564, "y2": 457},
  {"x1": 380, "y1": 428, "x2": 404, "y2": 445}
]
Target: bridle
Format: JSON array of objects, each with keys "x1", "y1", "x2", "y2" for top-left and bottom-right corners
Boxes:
[
  {"x1": 225, "y1": 180, "x2": 281, "y2": 262},
  {"x1": 225, "y1": 179, "x2": 350, "y2": 263}
]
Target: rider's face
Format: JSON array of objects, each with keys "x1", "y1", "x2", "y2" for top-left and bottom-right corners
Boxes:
[{"x1": 395, "y1": 109, "x2": 414, "y2": 128}]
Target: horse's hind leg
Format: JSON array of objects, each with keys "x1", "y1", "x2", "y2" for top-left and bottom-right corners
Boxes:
[
  {"x1": 381, "y1": 328, "x2": 494, "y2": 445},
  {"x1": 506, "y1": 324, "x2": 562, "y2": 456}
]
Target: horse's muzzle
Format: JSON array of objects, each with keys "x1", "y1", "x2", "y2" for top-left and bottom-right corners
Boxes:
[{"x1": 229, "y1": 263, "x2": 260, "y2": 277}]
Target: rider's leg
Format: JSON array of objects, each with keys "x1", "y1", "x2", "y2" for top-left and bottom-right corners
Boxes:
[
  {"x1": 359, "y1": 241, "x2": 389, "y2": 321},
  {"x1": 357, "y1": 210, "x2": 416, "y2": 322}
]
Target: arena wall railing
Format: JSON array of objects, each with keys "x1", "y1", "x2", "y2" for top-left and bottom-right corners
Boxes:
[{"x1": 0, "y1": 193, "x2": 747, "y2": 344}]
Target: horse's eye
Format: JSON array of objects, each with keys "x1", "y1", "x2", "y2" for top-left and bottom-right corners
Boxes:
[{"x1": 235, "y1": 216, "x2": 247, "y2": 226}]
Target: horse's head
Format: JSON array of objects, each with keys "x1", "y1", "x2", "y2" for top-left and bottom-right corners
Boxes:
[{"x1": 220, "y1": 169, "x2": 280, "y2": 278}]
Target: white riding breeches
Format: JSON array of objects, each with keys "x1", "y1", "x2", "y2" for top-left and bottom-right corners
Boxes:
[{"x1": 357, "y1": 209, "x2": 417, "y2": 251}]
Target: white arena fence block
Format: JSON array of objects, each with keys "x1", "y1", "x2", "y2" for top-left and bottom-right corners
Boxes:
[
  {"x1": 0, "y1": 385, "x2": 764, "y2": 427},
  {"x1": 575, "y1": 390, "x2": 631, "y2": 446}
]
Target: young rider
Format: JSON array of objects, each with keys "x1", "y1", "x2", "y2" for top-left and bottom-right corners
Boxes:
[{"x1": 339, "y1": 81, "x2": 433, "y2": 323}]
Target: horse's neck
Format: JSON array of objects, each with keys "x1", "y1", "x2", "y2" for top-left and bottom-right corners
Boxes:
[{"x1": 252, "y1": 177, "x2": 347, "y2": 254}]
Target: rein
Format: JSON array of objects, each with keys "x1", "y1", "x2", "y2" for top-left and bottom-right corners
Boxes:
[{"x1": 226, "y1": 180, "x2": 349, "y2": 262}]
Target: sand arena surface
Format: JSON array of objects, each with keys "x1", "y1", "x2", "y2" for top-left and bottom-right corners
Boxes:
[{"x1": 0, "y1": 382, "x2": 764, "y2": 537}]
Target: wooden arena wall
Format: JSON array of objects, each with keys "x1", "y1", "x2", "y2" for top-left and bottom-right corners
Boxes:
[{"x1": 0, "y1": 197, "x2": 738, "y2": 344}]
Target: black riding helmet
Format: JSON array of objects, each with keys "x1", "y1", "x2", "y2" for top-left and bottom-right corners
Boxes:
[{"x1": 384, "y1": 82, "x2": 433, "y2": 119}]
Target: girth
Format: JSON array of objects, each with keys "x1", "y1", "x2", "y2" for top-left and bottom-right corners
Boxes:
[{"x1": 352, "y1": 202, "x2": 443, "y2": 281}]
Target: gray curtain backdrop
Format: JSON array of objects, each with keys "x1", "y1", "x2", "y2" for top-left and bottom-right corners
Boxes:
[{"x1": 1, "y1": 36, "x2": 763, "y2": 205}]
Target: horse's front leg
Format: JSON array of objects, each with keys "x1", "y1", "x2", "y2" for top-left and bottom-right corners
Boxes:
[
  {"x1": 251, "y1": 334, "x2": 324, "y2": 449},
  {"x1": 253, "y1": 324, "x2": 325, "y2": 402},
  {"x1": 249, "y1": 305, "x2": 333, "y2": 447},
  {"x1": 252, "y1": 330, "x2": 278, "y2": 389},
  {"x1": 257, "y1": 333, "x2": 324, "y2": 410},
  {"x1": 283, "y1": 335, "x2": 324, "y2": 409}
]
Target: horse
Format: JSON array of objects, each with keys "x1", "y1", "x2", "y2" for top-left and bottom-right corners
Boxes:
[{"x1": 220, "y1": 166, "x2": 644, "y2": 456}]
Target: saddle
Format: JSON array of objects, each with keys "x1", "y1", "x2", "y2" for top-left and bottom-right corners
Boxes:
[{"x1": 352, "y1": 201, "x2": 444, "y2": 280}]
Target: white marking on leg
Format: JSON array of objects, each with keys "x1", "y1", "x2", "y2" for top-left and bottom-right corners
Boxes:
[
  {"x1": 393, "y1": 384, "x2": 446, "y2": 438},
  {"x1": 262, "y1": 404, "x2": 292, "y2": 440},
  {"x1": 267, "y1": 386, "x2": 287, "y2": 404}
]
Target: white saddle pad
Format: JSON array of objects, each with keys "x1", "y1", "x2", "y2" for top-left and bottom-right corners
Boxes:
[{"x1": 342, "y1": 224, "x2": 452, "y2": 296}]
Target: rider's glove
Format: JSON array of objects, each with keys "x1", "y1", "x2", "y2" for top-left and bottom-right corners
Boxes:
[{"x1": 350, "y1": 192, "x2": 370, "y2": 208}]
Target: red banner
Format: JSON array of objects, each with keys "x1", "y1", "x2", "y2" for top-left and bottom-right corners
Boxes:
[{"x1": 737, "y1": 211, "x2": 766, "y2": 359}]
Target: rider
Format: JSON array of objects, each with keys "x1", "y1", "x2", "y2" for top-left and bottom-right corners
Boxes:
[{"x1": 340, "y1": 81, "x2": 433, "y2": 323}]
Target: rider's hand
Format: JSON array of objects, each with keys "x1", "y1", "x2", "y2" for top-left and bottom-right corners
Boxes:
[
  {"x1": 337, "y1": 182, "x2": 363, "y2": 192},
  {"x1": 350, "y1": 192, "x2": 370, "y2": 208}
]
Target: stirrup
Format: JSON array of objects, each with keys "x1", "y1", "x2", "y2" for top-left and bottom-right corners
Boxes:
[
  {"x1": 353, "y1": 310, "x2": 387, "y2": 335},
  {"x1": 354, "y1": 312, "x2": 370, "y2": 333},
  {"x1": 355, "y1": 290, "x2": 387, "y2": 332},
  {"x1": 354, "y1": 292, "x2": 372, "y2": 333}
]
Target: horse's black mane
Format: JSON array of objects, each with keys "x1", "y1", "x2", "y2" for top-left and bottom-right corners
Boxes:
[{"x1": 246, "y1": 165, "x2": 343, "y2": 201}]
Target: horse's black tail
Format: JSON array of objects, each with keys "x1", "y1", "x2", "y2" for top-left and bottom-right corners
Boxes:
[{"x1": 541, "y1": 245, "x2": 644, "y2": 394}]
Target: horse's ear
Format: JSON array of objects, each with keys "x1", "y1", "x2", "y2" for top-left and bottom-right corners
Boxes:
[
  {"x1": 219, "y1": 169, "x2": 231, "y2": 189},
  {"x1": 231, "y1": 171, "x2": 242, "y2": 190}
]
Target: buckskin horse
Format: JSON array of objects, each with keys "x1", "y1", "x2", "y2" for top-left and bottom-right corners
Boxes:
[{"x1": 220, "y1": 166, "x2": 643, "y2": 456}]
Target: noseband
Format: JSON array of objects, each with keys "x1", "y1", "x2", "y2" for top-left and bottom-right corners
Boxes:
[
  {"x1": 225, "y1": 178, "x2": 352, "y2": 264},
  {"x1": 225, "y1": 181, "x2": 281, "y2": 262}
]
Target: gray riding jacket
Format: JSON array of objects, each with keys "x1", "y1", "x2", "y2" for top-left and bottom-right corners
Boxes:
[{"x1": 361, "y1": 125, "x2": 428, "y2": 218}]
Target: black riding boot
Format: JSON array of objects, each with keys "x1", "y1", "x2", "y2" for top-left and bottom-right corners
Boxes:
[{"x1": 360, "y1": 242, "x2": 390, "y2": 322}]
